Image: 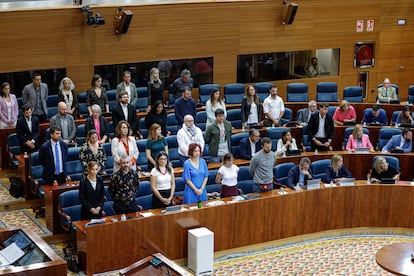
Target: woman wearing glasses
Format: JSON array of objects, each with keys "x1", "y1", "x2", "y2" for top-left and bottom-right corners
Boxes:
[{"x1": 150, "y1": 152, "x2": 175, "y2": 209}]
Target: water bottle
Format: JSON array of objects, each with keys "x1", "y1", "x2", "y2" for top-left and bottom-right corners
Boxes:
[
  {"x1": 53, "y1": 180, "x2": 58, "y2": 190},
  {"x1": 329, "y1": 180, "x2": 334, "y2": 187},
  {"x1": 197, "y1": 199, "x2": 202, "y2": 209},
  {"x1": 314, "y1": 149, "x2": 318, "y2": 155},
  {"x1": 121, "y1": 214, "x2": 126, "y2": 221}
]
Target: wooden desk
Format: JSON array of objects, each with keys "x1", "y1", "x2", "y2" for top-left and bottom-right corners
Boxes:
[
  {"x1": 376, "y1": 242, "x2": 414, "y2": 276},
  {"x1": 74, "y1": 183, "x2": 414, "y2": 275}
]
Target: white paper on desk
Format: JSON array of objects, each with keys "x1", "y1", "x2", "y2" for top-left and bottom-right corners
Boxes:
[
  {"x1": 324, "y1": 184, "x2": 335, "y2": 188},
  {"x1": 84, "y1": 218, "x2": 106, "y2": 227},
  {"x1": 140, "y1": 212, "x2": 154, "y2": 217},
  {"x1": 0, "y1": 242, "x2": 24, "y2": 267}
]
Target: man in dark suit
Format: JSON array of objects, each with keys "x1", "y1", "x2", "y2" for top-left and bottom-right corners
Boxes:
[
  {"x1": 287, "y1": 157, "x2": 313, "y2": 189},
  {"x1": 39, "y1": 126, "x2": 68, "y2": 184},
  {"x1": 112, "y1": 91, "x2": 142, "y2": 139},
  {"x1": 307, "y1": 102, "x2": 335, "y2": 152},
  {"x1": 22, "y1": 72, "x2": 49, "y2": 122},
  {"x1": 16, "y1": 104, "x2": 40, "y2": 154},
  {"x1": 238, "y1": 129, "x2": 261, "y2": 160}
]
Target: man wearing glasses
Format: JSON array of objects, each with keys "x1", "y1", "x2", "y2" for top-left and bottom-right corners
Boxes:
[{"x1": 238, "y1": 129, "x2": 261, "y2": 160}]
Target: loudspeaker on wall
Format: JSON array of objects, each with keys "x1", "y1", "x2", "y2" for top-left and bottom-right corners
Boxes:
[
  {"x1": 115, "y1": 10, "x2": 133, "y2": 34},
  {"x1": 282, "y1": 3, "x2": 298, "y2": 25}
]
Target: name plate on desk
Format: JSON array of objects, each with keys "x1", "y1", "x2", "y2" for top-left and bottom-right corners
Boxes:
[
  {"x1": 338, "y1": 178, "x2": 355, "y2": 186},
  {"x1": 306, "y1": 179, "x2": 321, "y2": 190}
]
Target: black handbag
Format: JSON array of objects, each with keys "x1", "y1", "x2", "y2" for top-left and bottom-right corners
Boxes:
[
  {"x1": 9, "y1": 177, "x2": 23, "y2": 198},
  {"x1": 63, "y1": 247, "x2": 80, "y2": 273}
]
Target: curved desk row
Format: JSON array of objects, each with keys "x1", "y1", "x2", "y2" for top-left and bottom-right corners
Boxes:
[{"x1": 74, "y1": 183, "x2": 414, "y2": 275}]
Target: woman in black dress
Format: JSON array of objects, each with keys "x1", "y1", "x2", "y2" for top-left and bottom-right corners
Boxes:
[
  {"x1": 145, "y1": 100, "x2": 169, "y2": 136},
  {"x1": 369, "y1": 156, "x2": 400, "y2": 183},
  {"x1": 147, "y1": 67, "x2": 164, "y2": 111},
  {"x1": 79, "y1": 161, "x2": 105, "y2": 220}
]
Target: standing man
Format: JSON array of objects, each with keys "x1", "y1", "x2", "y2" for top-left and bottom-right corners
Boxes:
[
  {"x1": 39, "y1": 126, "x2": 68, "y2": 184},
  {"x1": 116, "y1": 71, "x2": 137, "y2": 107},
  {"x1": 16, "y1": 104, "x2": 40, "y2": 154},
  {"x1": 307, "y1": 102, "x2": 335, "y2": 152},
  {"x1": 174, "y1": 87, "x2": 197, "y2": 126},
  {"x1": 172, "y1": 69, "x2": 194, "y2": 100},
  {"x1": 177, "y1": 115, "x2": 205, "y2": 166},
  {"x1": 50, "y1": 102, "x2": 76, "y2": 145},
  {"x1": 249, "y1": 137, "x2": 277, "y2": 193},
  {"x1": 297, "y1": 100, "x2": 318, "y2": 126},
  {"x1": 377, "y1": 78, "x2": 398, "y2": 103},
  {"x1": 109, "y1": 155, "x2": 140, "y2": 214},
  {"x1": 238, "y1": 129, "x2": 261, "y2": 160},
  {"x1": 22, "y1": 73, "x2": 49, "y2": 122},
  {"x1": 205, "y1": 109, "x2": 232, "y2": 163},
  {"x1": 112, "y1": 91, "x2": 142, "y2": 139},
  {"x1": 263, "y1": 85, "x2": 285, "y2": 127}
]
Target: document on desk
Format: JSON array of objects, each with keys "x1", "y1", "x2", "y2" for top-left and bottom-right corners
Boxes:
[
  {"x1": 85, "y1": 218, "x2": 106, "y2": 227},
  {"x1": 0, "y1": 242, "x2": 24, "y2": 267},
  {"x1": 140, "y1": 212, "x2": 154, "y2": 217}
]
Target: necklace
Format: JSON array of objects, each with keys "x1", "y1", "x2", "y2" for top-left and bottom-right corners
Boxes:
[{"x1": 159, "y1": 166, "x2": 167, "y2": 175}]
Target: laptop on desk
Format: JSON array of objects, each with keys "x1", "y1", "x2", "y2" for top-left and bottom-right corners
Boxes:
[
  {"x1": 338, "y1": 178, "x2": 355, "y2": 186},
  {"x1": 380, "y1": 178, "x2": 396, "y2": 184},
  {"x1": 305, "y1": 178, "x2": 321, "y2": 190}
]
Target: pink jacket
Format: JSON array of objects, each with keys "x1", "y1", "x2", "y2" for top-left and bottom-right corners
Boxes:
[
  {"x1": 346, "y1": 133, "x2": 374, "y2": 150},
  {"x1": 0, "y1": 94, "x2": 19, "y2": 124}
]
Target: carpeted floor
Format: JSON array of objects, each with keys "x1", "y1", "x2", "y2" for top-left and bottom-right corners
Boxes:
[
  {"x1": 0, "y1": 180, "x2": 24, "y2": 205},
  {"x1": 0, "y1": 209, "x2": 51, "y2": 237}
]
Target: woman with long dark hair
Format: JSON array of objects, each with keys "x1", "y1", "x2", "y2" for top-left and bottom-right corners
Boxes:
[
  {"x1": 150, "y1": 152, "x2": 175, "y2": 209},
  {"x1": 145, "y1": 100, "x2": 169, "y2": 136}
]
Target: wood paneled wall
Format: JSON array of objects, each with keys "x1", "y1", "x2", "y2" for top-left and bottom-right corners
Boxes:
[{"x1": 0, "y1": 0, "x2": 413, "y2": 101}]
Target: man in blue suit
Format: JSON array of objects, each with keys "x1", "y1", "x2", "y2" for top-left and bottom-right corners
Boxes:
[
  {"x1": 287, "y1": 157, "x2": 313, "y2": 189},
  {"x1": 39, "y1": 126, "x2": 68, "y2": 184},
  {"x1": 238, "y1": 129, "x2": 261, "y2": 160},
  {"x1": 382, "y1": 128, "x2": 412, "y2": 153}
]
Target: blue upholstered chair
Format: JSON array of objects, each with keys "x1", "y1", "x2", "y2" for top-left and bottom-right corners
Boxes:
[
  {"x1": 287, "y1": 83, "x2": 309, "y2": 102},
  {"x1": 135, "y1": 180, "x2": 153, "y2": 210},
  {"x1": 310, "y1": 159, "x2": 331, "y2": 180},
  {"x1": 138, "y1": 117, "x2": 148, "y2": 138},
  {"x1": 75, "y1": 124, "x2": 86, "y2": 145},
  {"x1": 195, "y1": 111, "x2": 207, "y2": 131},
  {"x1": 377, "y1": 128, "x2": 402, "y2": 151},
  {"x1": 327, "y1": 105, "x2": 337, "y2": 118},
  {"x1": 266, "y1": 127, "x2": 291, "y2": 151},
  {"x1": 29, "y1": 151, "x2": 46, "y2": 217},
  {"x1": 7, "y1": 133, "x2": 20, "y2": 156},
  {"x1": 408, "y1": 85, "x2": 414, "y2": 104},
  {"x1": 372, "y1": 155, "x2": 400, "y2": 172},
  {"x1": 230, "y1": 132, "x2": 249, "y2": 158},
  {"x1": 136, "y1": 139, "x2": 148, "y2": 172},
  {"x1": 226, "y1": 109, "x2": 242, "y2": 129},
  {"x1": 237, "y1": 166, "x2": 254, "y2": 194},
  {"x1": 166, "y1": 113, "x2": 179, "y2": 135},
  {"x1": 343, "y1": 127, "x2": 369, "y2": 150},
  {"x1": 47, "y1": 106, "x2": 58, "y2": 118},
  {"x1": 77, "y1": 91, "x2": 87, "y2": 103},
  {"x1": 254, "y1": 82, "x2": 273, "y2": 102},
  {"x1": 343, "y1": 86, "x2": 363, "y2": 102},
  {"x1": 302, "y1": 125, "x2": 311, "y2": 152},
  {"x1": 58, "y1": 190, "x2": 81, "y2": 232},
  {"x1": 316, "y1": 82, "x2": 338, "y2": 102},
  {"x1": 199, "y1": 84, "x2": 220, "y2": 104},
  {"x1": 166, "y1": 135, "x2": 180, "y2": 168},
  {"x1": 47, "y1": 94, "x2": 59, "y2": 107},
  {"x1": 106, "y1": 89, "x2": 117, "y2": 101},
  {"x1": 174, "y1": 177, "x2": 186, "y2": 197},
  {"x1": 206, "y1": 169, "x2": 221, "y2": 194},
  {"x1": 135, "y1": 87, "x2": 149, "y2": 112},
  {"x1": 78, "y1": 103, "x2": 89, "y2": 118},
  {"x1": 273, "y1": 162, "x2": 295, "y2": 187},
  {"x1": 167, "y1": 84, "x2": 176, "y2": 106},
  {"x1": 224, "y1": 83, "x2": 245, "y2": 104},
  {"x1": 281, "y1": 107, "x2": 293, "y2": 125},
  {"x1": 391, "y1": 111, "x2": 401, "y2": 126}
]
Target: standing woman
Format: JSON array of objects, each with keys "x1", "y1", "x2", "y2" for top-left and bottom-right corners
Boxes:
[
  {"x1": 183, "y1": 143, "x2": 208, "y2": 204},
  {"x1": 145, "y1": 100, "x2": 169, "y2": 137},
  {"x1": 147, "y1": 67, "x2": 164, "y2": 111},
  {"x1": 79, "y1": 129, "x2": 107, "y2": 177},
  {"x1": 0, "y1": 82, "x2": 18, "y2": 129},
  {"x1": 58, "y1": 77, "x2": 79, "y2": 119},
  {"x1": 86, "y1": 74, "x2": 109, "y2": 116},
  {"x1": 111, "y1": 120, "x2": 139, "y2": 172},
  {"x1": 322, "y1": 154, "x2": 352, "y2": 183},
  {"x1": 85, "y1": 104, "x2": 109, "y2": 144},
  {"x1": 146, "y1": 123, "x2": 168, "y2": 172},
  {"x1": 79, "y1": 161, "x2": 105, "y2": 220},
  {"x1": 150, "y1": 152, "x2": 176, "y2": 209},
  {"x1": 241, "y1": 85, "x2": 263, "y2": 129},
  {"x1": 215, "y1": 153, "x2": 239, "y2": 197},
  {"x1": 205, "y1": 88, "x2": 227, "y2": 129}
]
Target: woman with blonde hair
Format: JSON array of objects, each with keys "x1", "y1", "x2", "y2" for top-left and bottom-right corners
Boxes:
[
  {"x1": 147, "y1": 67, "x2": 164, "y2": 111},
  {"x1": 369, "y1": 156, "x2": 399, "y2": 183},
  {"x1": 322, "y1": 154, "x2": 352, "y2": 183},
  {"x1": 58, "y1": 77, "x2": 79, "y2": 119},
  {"x1": 146, "y1": 123, "x2": 168, "y2": 171},
  {"x1": 332, "y1": 100, "x2": 356, "y2": 126},
  {"x1": 345, "y1": 124, "x2": 374, "y2": 151},
  {"x1": 241, "y1": 85, "x2": 263, "y2": 129}
]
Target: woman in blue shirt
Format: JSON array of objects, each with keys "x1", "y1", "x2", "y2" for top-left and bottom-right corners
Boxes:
[
  {"x1": 183, "y1": 143, "x2": 208, "y2": 204},
  {"x1": 323, "y1": 154, "x2": 352, "y2": 183}
]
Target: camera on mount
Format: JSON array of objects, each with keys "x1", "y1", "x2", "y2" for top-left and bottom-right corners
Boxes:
[{"x1": 80, "y1": 5, "x2": 105, "y2": 26}]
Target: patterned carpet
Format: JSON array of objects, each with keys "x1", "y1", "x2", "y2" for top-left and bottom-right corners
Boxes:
[
  {"x1": 0, "y1": 209, "x2": 51, "y2": 237},
  {"x1": 0, "y1": 180, "x2": 24, "y2": 205},
  {"x1": 212, "y1": 228, "x2": 414, "y2": 275}
]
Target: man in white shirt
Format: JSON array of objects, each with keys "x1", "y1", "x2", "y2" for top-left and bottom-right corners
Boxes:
[
  {"x1": 177, "y1": 114, "x2": 204, "y2": 166},
  {"x1": 263, "y1": 85, "x2": 285, "y2": 127}
]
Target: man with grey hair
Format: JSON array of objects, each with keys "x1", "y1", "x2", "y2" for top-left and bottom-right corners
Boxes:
[
  {"x1": 377, "y1": 78, "x2": 398, "y2": 103},
  {"x1": 116, "y1": 70, "x2": 137, "y2": 106},
  {"x1": 50, "y1": 102, "x2": 76, "y2": 145},
  {"x1": 172, "y1": 69, "x2": 194, "y2": 100},
  {"x1": 177, "y1": 114, "x2": 204, "y2": 166},
  {"x1": 297, "y1": 100, "x2": 318, "y2": 126},
  {"x1": 249, "y1": 137, "x2": 277, "y2": 192},
  {"x1": 287, "y1": 157, "x2": 313, "y2": 189}
]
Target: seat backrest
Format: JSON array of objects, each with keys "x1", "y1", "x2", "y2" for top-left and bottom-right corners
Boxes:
[
  {"x1": 76, "y1": 124, "x2": 86, "y2": 145},
  {"x1": 166, "y1": 135, "x2": 180, "y2": 167},
  {"x1": 287, "y1": 83, "x2": 309, "y2": 102},
  {"x1": 58, "y1": 190, "x2": 81, "y2": 231},
  {"x1": 30, "y1": 152, "x2": 44, "y2": 191},
  {"x1": 195, "y1": 111, "x2": 207, "y2": 131},
  {"x1": 391, "y1": 111, "x2": 402, "y2": 126},
  {"x1": 199, "y1": 84, "x2": 220, "y2": 104},
  {"x1": 66, "y1": 160, "x2": 83, "y2": 181},
  {"x1": 224, "y1": 83, "x2": 245, "y2": 104},
  {"x1": 409, "y1": 85, "x2": 414, "y2": 104},
  {"x1": 266, "y1": 127, "x2": 291, "y2": 151},
  {"x1": 106, "y1": 89, "x2": 117, "y2": 101},
  {"x1": 7, "y1": 133, "x2": 20, "y2": 155},
  {"x1": 230, "y1": 132, "x2": 249, "y2": 157},
  {"x1": 226, "y1": 109, "x2": 242, "y2": 129},
  {"x1": 377, "y1": 128, "x2": 402, "y2": 150},
  {"x1": 273, "y1": 162, "x2": 295, "y2": 185},
  {"x1": 166, "y1": 113, "x2": 179, "y2": 135},
  {"x1": 47, "y1": 94, "x2": 59, "y2": 107},
  {"x1": 281, "y1": 107, "x2": 293, "y2": 125},
  {"x1": 310, "y1": 159, "x2": 331, "y2": 179},
  {"x1": 77, "y1": 91, "x2": 87, "y2": 103},
  {"x1": 135, "y1": 180, "x2": 153, "y2": 210},
  {"x1": 135, "y1": 87, "x2": 149, "y2": 111},
  {"x1": 372, "y1": 155, "x2": 400, "y2": 172},
  {"x1": 237, "y1": 166, "x2": 254, "y2": 194},
  {"x1": 343, "y1": 86, "x2": 363, "y2": 102},
  {"x1": 316, "y1": 82, "x2": 338, "y2": 102},
  {"x1": 47, "y1": 106, "x2": 58, "y2": 118},
  {"x1": 67, "y1": 146, "x2": 81, "y2": 161},
  {"x1": 254, "y1": 82, "x2": 273, "y2": 102},
  {"x1": 139, "y1": 117, "x2": 148, "y2": 138},
  {"x1": 174, "y1": 177, "x2": 186, "y2": 196},
  {"x1": 343, "y1": 127, "x2": 369, "y2": 149},
  {"x1": 136, "y1": 139, "x2": 148, "y2": 172},
  {"x1": 302, "y1": 125, "x2": 311, "y2": 151},
  {"x1": 327, "y1": 105, "x2": 337, "y2": 118},
  {"x1": 206, "y1": 169, "x2": 221, "y2": 193},
  {"x1": 78, "y1": 103, "x2": 89, "y2": 118}
]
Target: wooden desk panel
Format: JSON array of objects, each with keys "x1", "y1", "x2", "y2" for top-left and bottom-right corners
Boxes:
[
  {"x1": 376, "y1": 242, "x2": 414, "y2": 276},
  {"x1": 75, "y1": 184, "x2": 414, "y2": 275}
]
